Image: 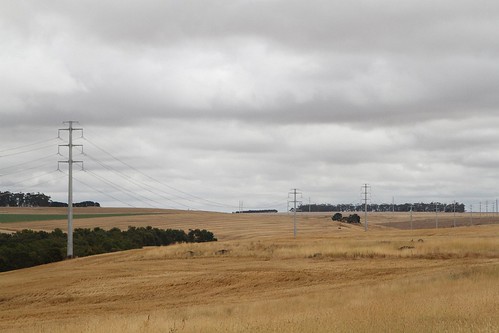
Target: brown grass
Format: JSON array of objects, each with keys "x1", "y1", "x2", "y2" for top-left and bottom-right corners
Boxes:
[{"x1": 0, "y1": 209, "x2": 498, "y2": 332}]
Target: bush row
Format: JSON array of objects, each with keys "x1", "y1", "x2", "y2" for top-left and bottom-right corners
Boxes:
[{"x1": 0, "y1": 226, "x2": 216, "y2": 272}]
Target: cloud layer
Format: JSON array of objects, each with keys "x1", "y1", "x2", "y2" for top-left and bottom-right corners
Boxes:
[{"x1": 1, "y1": 1, "x2": 499, "y2": 210}]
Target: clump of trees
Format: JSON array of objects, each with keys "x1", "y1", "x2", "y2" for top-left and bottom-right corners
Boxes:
[
  {"x1": 0, "y1": 191, "x2": 100, "y2": 207},
  {"x1": 50, "y1": 201, "x2": 100, "y2": 207},
  {"x1": 331, "y1": 213, "x2": 361, "y2": 224},
  {"x1": 0, "y1": 191, "x2": 50, "y2": 207},
  {"x1": 0, "y1": 226, "x2": 217, "y2": 272},
  {"x1": 233, "y1": 209, "x2": 278, "y2": 214}
]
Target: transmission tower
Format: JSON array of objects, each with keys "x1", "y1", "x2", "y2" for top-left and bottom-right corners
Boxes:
[
  {"x1": 361, "y1": 184, "x2": 370, "y2": 231},
  {"x1": 453, "y1": 200, "x2": 456, "y2": 228},
  {"x1": 288, "y1": 189, "x2": 302, "y2": 238},
  {"x1": 435, "y1": 202, "x2": 439, "y2": 228},
  {"x1": 58, "y1": 121, "x2": 83, "y2": 259},
  {"x1": 410, "y1": 204, "x2": 413, "y2": 230},
  {"x1": 469, "y1": 204, "x2": 473, "y2": 226}
]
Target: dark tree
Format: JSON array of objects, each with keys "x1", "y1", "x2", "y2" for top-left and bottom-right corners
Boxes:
[
  {"x1": 347, "y1": 214, "x2": 361, "y2": 224},
  {"x1": 332, "y1": 213, "x2": 343, "y2": 221}
]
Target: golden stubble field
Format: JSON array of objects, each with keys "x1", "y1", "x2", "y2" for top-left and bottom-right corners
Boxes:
[{"x1": 0, "y1": 208, "x2": 498, "y2": 332}]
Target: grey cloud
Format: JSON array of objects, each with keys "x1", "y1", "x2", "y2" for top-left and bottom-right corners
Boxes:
[
  {"x1": 4, "y1": 0, "x2": 499, "y2": 128},
  {"x1": 25, "y1": 1, "x2": 499, "y2": 55},
  {"x1": 2, "y1": 1, "x2": 499, "y2": 210}
]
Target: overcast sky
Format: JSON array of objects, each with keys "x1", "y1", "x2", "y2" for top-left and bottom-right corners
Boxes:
[{"x1": 1, "y1": 1, "x2": 499, "y2": 212}]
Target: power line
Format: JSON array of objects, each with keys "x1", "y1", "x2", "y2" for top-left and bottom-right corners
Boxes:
[
  {"x1": 0, "y1": 142, "x2": 56, "y2": 158},
  {"x1": 0, "y1": 154, "x2": 56, "y2": 173},
  {"x1": 361, "y1": 184, "x2": 371, "y2": 231},
  {"x1": 80, "y1": 133, "x2": 299, "y2": 212},
  {"x1": 71, "y1": 172, "x2": 136, "y2": 208},
  {"x1": 82, "y1": 152, "x2": 191, "y2": 209},
  {"x1": 0, "y1": 137, "x2": 58, "y2": 154},
  {"x1": 83, "y1": 169, "x2": 161, "y2": 209},
  {"x1": 0, "y1": 159, "x2": 55, "y2": 177},
  {"x1": 7, "y1": 169, "x2": 62, "y2": 188},
  {"x1": 82, "y1": 136, "x2": 238, "y2": 209}
]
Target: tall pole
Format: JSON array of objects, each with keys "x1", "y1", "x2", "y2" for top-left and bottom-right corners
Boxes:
[
  {"x1": 362, "y1": 184, "x2": 370, "y2": 231},
  {"x1": 68, "y1": 121, "x2": 74, "y2": 258},
  {"x1": 453, "y1": 201, "x2": 456, "y2": 228},
  {"x1": 410, "y1": 204, "x2": 413, "y2": 230},
  {"x1": 288, "y1": 189, "x2": 301, "y2": 238},
  {"x1": 435, "y1": 203, "x2": 438, "y2": 229},
  {"x1": 59, "y1": 121, "x2": 83, "y2": 259},
  {"x1": 294, "y1": 190, "x2": 297, "y2": 238},
  {"x1": 470, "y1": 204, "x2": 473, "y2": 226}
]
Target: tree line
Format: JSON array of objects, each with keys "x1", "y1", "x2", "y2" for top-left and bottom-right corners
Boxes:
[
  {"x1": 233, "y1": 209, "x2": 278, "y2": 214},
  {"x1": 299, "y1": 202, "x2": 466, "y2": 213},
  {"x1": 0, "y1": 191, "x2": 100, "y2": 207},
  {"x1": 0, "y1": 226, "x2": 216, "y2": 272}
]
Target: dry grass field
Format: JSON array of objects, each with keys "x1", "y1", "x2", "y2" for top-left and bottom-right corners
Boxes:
[{"x1": 0, "y1": 208, "x2": 498, "y2": 332}]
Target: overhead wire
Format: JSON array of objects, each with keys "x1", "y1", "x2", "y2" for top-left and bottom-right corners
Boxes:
[
  {"x1": 82, "y1": 169, "x2": 161, "y2": 209},
  {"x1": 0, "y1": 154, "x2": 57, "y2": 173},
  {"x1": 14, "y1": 170, "x2": 67, "y2": 194},
  {"x1": 0, "y1": 141, "x2": 58, "y2": 158},
  {"x1": 83, "y1": 151, "x2": 191, "y2": 209},
  {"x1": 0, "y1": 159, "x2": 56, "y2": 178},
  {"x1": 83, "y1": 133, "x2": 292, "y2": 211},
  {"x1": 67, "y1": 171, "x2": 136, "y2": 208},
  {"x1": 82, "y1": 135, "x2": 239, "y2": 209},
  {"x1": 6, "y1": 169, "x2": 61, "y2": 188},
  {"x1": 0, "y1": 132, "x2": 288, "y2": 211},
  {"x1": 0, "y1": 137, "x2": 58, "y2": 154}
]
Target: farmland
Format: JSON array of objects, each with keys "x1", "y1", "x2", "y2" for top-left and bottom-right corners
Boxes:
[{"x1": 0, "y1": 208, "x2": 498, "y2": 332}]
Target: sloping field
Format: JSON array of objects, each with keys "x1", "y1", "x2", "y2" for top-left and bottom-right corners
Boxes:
[
  {"x1": 0, "y1": 207, "x2": 368, "y2": 240},
  {"x1": 0, "y1": 209, "x2": 498, "y2": 332},
  {"x1": 1, "y1": 207, "x2": 497, "y2": 240}
]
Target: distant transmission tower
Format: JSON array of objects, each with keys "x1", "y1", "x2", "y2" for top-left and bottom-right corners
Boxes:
[
  {"x1": 361, "y1": 184, "x2": 371, "y2": 231},
  {"x1": 58, "y1": 121, "x2": 83, "y2": 259},
  {"x1": 435, "y1": 202, "x2": 439, "y2": 228},
  {"x1": 469, "y1": 204, "x2": 473, "y2": 226},
  {"x1": 410, "y1": 204, "x2": 413, "y2": 230},
  {"x1": 453, "y1": 200, "x2": 456, "y2": 228},
  {"x1": 288, "y1": 189, "x2": 302, "y2": 238}
]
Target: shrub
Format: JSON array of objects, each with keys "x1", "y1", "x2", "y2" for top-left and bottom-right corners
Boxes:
[
  {"x1": 332, "y1": 213, "x2": 343, "y2": 221},
  {"x1": 347, "y1": 214, "x2": 361, "y2": 224}
]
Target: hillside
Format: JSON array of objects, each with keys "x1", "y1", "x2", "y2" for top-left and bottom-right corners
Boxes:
[
  {"x1": 0, "y1": 209, "x2": 498, "y2": 332},
  {"x1": 1, "y1": 207, "x2": 495, "y2": 240},
  {"x1": 0, "y1": 207, "x2": 368, "y2": 240}
]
